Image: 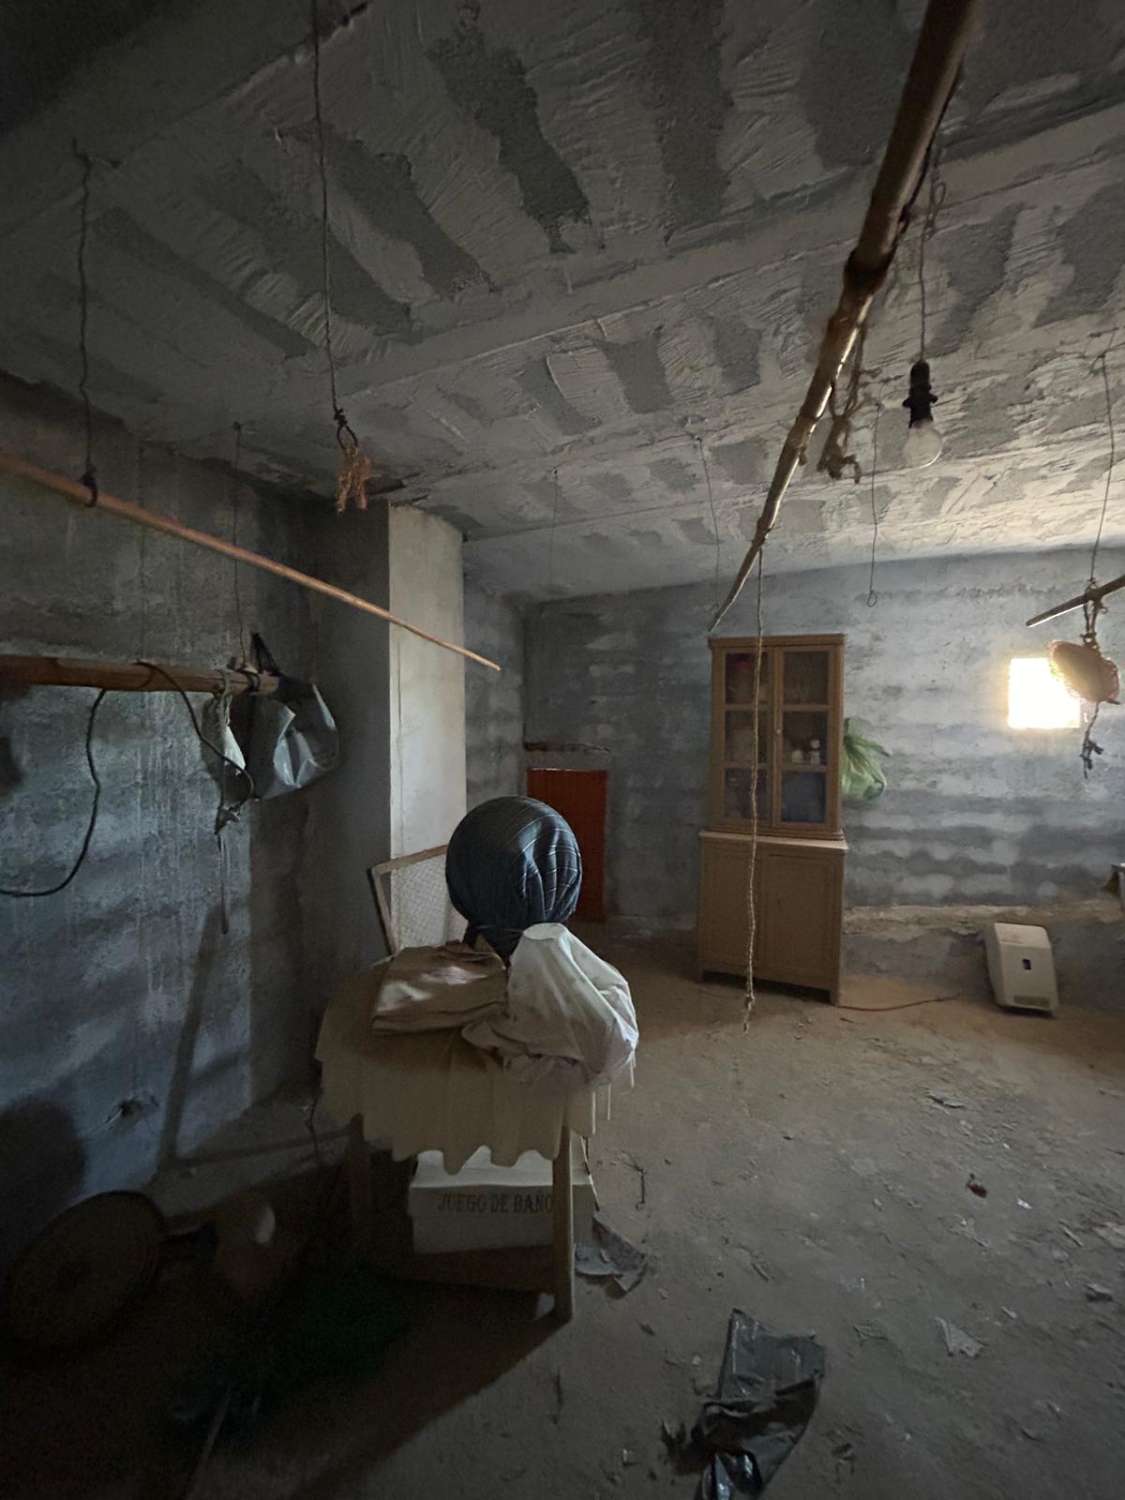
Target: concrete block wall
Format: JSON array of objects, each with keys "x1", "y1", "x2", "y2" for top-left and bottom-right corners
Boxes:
[
  {"x1": 0, "y1": 375, "x2": 393, "y2": 1264},
  {"x1": 526, "y1": 547, "x2": 1125, "y2": 929},
  {"x1": 464, "y1": 580, "x2": 525, "y2": 808}
]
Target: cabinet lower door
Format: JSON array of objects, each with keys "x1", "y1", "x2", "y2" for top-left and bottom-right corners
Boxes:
[
  {"x1": 698, "y1": 836, "x2": 843, "y2": 999},
  {"x1": 758, "y1": 847, "x2": 842, "y2": 996},
  {"x1": 698, "y1": 840, "x2": 761, "y2": 976}
]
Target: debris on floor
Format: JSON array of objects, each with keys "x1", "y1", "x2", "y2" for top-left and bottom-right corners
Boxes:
[
  {"x1": 1093, "y1": 1223, "x2": 1125, "y2": 1250},
  {"x1": 937, "y1": 1317, "x2": 983, "y2": 1358},
  {"x1": 929, "y1": 1091, "x2": 968, "y2": 1109},
  {"x1": 169, "y1": 1264, "x2": 408, "y2": 1446},
  {"x1": 967, "y1": 1176, "x2": 988, "y2": 1198},
  {"x1": 575, "y1": 1213, "x2": 648, "y2": 1294},
  {"x1": 1085, "y1": 1282, "x2": 1114, "y2": 1303},
  {"x1": 674, "y1": 1309, "x2": 825, "y2": 1497}
]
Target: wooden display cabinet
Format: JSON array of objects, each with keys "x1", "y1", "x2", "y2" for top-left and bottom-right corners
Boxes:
[{"x1": 699, "y1": 634, "x2": 846, "y2": 1001}]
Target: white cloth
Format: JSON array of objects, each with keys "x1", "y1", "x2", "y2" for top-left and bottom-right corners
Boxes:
[
  {"x1": 462, "y1": 924, "x2": 638, "y2": 1086},
  {"x1": 369, "y1": 943, "x2": 506, "y2": 1034},
  {"x1": 316, "y1": 961, "x2": 617, "y2": 1171}
]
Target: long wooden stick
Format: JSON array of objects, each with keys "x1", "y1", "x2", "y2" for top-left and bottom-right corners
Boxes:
[
  {"x1": 1025, "y1": 571, "x2": 1125, "y2": 628},
  {"x1": 0, "y1": 654, "x2": 280, "y2": 695},
  {"x1": 712, "y1": 0, "x2": 981, "y2": 631},
  {"x1": 0, "y1": 451, "x2": 501, "y2": 673}
]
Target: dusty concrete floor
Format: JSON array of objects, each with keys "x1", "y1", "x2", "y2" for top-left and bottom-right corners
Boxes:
[{"x1": 4, "y1": 939, "x2": 1125, "y2": 1499}]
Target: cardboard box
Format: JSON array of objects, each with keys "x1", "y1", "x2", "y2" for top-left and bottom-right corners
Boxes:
[{"x1": 408, "y1": 1143, "x2": 595, "y2": 1254}]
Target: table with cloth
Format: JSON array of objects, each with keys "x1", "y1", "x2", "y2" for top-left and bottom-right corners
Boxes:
[{"x1": 316, "y1": 960, "x2": 621, "y2": 1321}]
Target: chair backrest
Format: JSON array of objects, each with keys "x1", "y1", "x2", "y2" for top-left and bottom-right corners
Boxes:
[{"x1": 368, "y1": 844, "x2": 462, "y2": 954}]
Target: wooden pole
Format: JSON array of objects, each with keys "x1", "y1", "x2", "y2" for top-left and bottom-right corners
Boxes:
[
  {"x1": 0, "y1": 654, "x2": 280, "y2": 695},
  {"x1": 1025, "y1": 571, "x2": 1125, "y2": 628},
  {"x1": 712, "y1": 0, "x2": 981, "y2": 631},
  {"x1": 0, "y1": 451, "x2": 501, "y2": 673},
  {"x1": 552, "y1": 1124, "x2": 575, "y2": 1324}
]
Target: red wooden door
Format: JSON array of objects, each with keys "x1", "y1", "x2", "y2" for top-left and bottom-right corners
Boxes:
[{"x1": 526, "y1": 768, "x2": 608, "y2": 922}]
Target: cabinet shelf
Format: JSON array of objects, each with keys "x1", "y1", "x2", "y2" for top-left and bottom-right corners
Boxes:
[{"x1": 709, "y1": 636, "x2": 843, "y2": 839}]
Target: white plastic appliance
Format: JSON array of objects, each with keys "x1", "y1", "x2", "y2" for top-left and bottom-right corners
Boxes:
[{"x1": 984, "y1": 922, "x2": 1058, "y2": 1015}]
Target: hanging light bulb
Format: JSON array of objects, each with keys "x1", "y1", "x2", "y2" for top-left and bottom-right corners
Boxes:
[{"x1": 902, "y1": 359, "x2": 942, "y2": 468}]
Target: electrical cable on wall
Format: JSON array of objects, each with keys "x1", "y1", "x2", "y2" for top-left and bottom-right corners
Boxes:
[
  {"x1": 0, "y1": 690, "x2": 108, "y2": 898},
  {"x1": 0, "y1": 668, "x2": 255, "y2": 901}
]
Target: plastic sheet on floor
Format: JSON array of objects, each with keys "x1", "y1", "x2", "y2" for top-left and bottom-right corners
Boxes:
[{"x1": 693, "y1": 1309, "x2": 824, "y2": 1497}]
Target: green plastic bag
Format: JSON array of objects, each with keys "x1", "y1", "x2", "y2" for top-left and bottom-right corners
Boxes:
[{"x1": 841, "y1": 717, "x2": 890, "y2": 803}]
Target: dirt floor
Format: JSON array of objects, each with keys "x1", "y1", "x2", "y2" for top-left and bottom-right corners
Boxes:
[{"x1": 4, "y1": 937, "x2": 1125, "y2": 1499}]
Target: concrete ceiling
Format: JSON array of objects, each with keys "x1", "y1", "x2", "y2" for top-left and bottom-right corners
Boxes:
[{"x1": 1, "y1": 0, "x2": 1123, "y2": 601}]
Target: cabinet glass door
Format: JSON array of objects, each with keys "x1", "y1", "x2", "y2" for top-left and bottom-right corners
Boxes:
[
  {"x1": 778, "y1": 649, "x2": 830, "y2": 827},
  {"x1": 722, "y1": 648, "x2": 769, "y2": 823}
]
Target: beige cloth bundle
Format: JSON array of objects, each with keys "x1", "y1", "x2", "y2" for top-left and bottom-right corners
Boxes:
[{"x1": 369, "y1": 942, "x2": 507, "y2": 1034}]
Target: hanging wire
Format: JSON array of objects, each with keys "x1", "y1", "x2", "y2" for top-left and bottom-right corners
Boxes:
[
  {"x1": 230, "y1": 422, "x2": 249, "y2": 662},
  {"x1": 743, "y1": 549, "x2": 765, "y2": 1028},
  {"x1": 818, "y1": 324, "x2": 868, "y2": 484},
  {"x1": 696, "y1": 435, "x2": 723, "y2": 611},
  {"x1": 0, "y1": 690, "x2": 108, "y2": 898},
  {"x1": 1088, "y1": 342, "x2": 1117, "y2": 588},
  {"x1": 311, "y1": 0, "x2": 341, "y2": 431},
  {"x1": 916, "y1": 145, "x2": 946, "y2": 363},
  {"x1": 72, "y1": 140, "x2": 98, "y2": 505},
  {"x1": 310, "y1": 0, "x2": 368, "y2": 512},
  {"x1": 547, "y1": 466, "x2": 561, "y2": 594},
  {"x1": 1075, "y1": 342, "x2": 1117, "y2": 776},
  {"x1": 137, "y1": 661, "x2": 256, "y2": 805},
  {"x1": 866, "y1": 406, "x2": 882, "y2": 607}
]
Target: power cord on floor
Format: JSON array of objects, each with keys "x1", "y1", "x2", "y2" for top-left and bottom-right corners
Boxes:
[{"x1": 835, "y1": 993, "x2": 960, "y2": 1013}]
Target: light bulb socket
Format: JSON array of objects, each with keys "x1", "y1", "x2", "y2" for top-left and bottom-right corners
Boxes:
[{"x1": 903, "y1": 359, "x2": 938, "y2": 427}]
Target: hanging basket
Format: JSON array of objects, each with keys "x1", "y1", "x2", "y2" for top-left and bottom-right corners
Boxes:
[{"x1": 1048, "y1": 640, "x2": 1120, "y2": 705}]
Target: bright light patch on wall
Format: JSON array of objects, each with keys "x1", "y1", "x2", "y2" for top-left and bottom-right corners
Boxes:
[{"x1": 1008, "y1": 657, "x2": 1081, "y2": 730}]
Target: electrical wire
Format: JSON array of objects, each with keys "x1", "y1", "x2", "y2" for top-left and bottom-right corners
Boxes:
[
  {"x1": 309, "y1": 0, "x2": 358, "y2": 456},
  {"x1": 72, "y1": 140, "x2": 98, "y2": 504},
  {"x1": 866, "y1": 406, "x2": 882, "y2": 607},
  {"x1": 696, "y1": 435, "x2": 722, "y2": 612},
  {"x1": 1089, "y1": 342, "x2": 1117, "y2": 588},
  {"x1": 137, "y1": 661, "x2": 256, "y2": 807},
  {"x1": 548, "y1": 466, "x2": 560, "y2": 594},
  {"x1": 230, "y1": 422, "x2": 248, "y2": 662},
  {"x1": 836, "y1": 993, "x2": 959, "y2": 1013},
  {"x1": 0, "y1": 690, "x2": 108, "y2": 898},
  {"x1": 916, "y1": 145, "x2": 946, "y2": 363}
]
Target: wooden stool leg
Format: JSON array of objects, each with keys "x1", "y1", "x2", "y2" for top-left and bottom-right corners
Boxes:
[
  {"x1": 348, "y1": 1113, "x2": 374, "y2": 1256},
  {"x1": 552, "y1": 1124, "x2": 575, "y2": 1323}
]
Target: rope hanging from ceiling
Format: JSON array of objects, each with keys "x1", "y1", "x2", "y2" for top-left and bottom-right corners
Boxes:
[
  {"x1": 72, "y1": 139, "x2": 98, "y2": 506},
  {"x1": 309, "y1": 0, "x2": 372, "y2": 512}
]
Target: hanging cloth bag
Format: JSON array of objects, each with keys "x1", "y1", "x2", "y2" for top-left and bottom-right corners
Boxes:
[{"x1": 239, "y1": 633, "x2": 339, "y2": 799}]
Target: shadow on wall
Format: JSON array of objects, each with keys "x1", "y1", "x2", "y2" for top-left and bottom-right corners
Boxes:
[
  {"x1": 156, "y1": 904, "x2": 226, "y2": 1170},
  {"x1": 0, "y1": 1094, "x2": 86, "y2": 1269},
  {"x1": 249, "y1": 794, "x2": 316, "y2": 1102}
]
